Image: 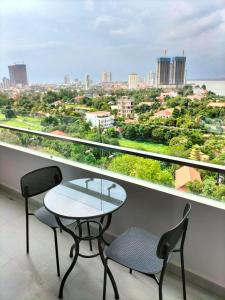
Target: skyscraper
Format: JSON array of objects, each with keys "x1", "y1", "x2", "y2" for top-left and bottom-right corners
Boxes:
[
  {"x1": 101, "y1": 71, "x2": 112, "y2": 83},
  {"x1": 1, "y1": 77, "x2": 10, "y2": 89},
  {"x1": 85, "y1": 74, "x2": 91, "y2": 90},
  {"x1": 147, "y1": 71, "x2": 156, "y2": 86},
  {"x1": 128, "y1": 73, "x2": 138, "y2": 89},
  {"x1": 64, "y1": 74, "x2": 71, "y2": 85},
  {"x1": 8, "y1": 64, "x2": 28, "y2": 86},
  {"x1": 171, "y1": 56, "x2": 186, "y2": 86},
  {"x1": 156, "y1": 57, "x2": 170, "y2": 86}
]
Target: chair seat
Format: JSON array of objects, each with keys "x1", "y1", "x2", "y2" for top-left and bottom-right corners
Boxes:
[
  {"x1": 105, "y1": 227, "x2": 163, "y2": 274},
  {"x1": 35, "y1": 206, "x2": 75, "y2": 228}
]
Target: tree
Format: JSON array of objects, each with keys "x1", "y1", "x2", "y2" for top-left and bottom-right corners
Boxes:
[
  {"x1": 187, "y1": 180, "x2": 203, "y2": 194},
  {"x1": 172, "y1": 108, "x2": 180, "y2": 118},
  {"x1": 151, "y1": 127, "x2": 165, "y2": 143},
  {"x1": 108, "y1": 154, "x2": 173, "y2": 186},
  {"x1": 106, "y1": 128, "x2": 119, "y2": 138},
  {"x1": 135, "y1": 104, "x2": 151, "y2": 114},
  {"x1": 122, "y1": 125, "x2": 139, "y2": 140},
  {"x1": 41, "y1": 116, "x2": 59, "y2": 126},
  {"x1": 5, "y1": 109, "x2": 16, "y2": 119}
]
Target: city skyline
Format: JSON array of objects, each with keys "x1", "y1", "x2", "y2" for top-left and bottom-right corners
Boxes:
[{"x1": 0, "y1": 0, "x2": 225, "y2": 83}]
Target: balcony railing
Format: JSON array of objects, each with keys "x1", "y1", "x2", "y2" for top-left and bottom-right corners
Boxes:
[{"x1": 0, "y1": 124, "x2": 225, "y2": 205}]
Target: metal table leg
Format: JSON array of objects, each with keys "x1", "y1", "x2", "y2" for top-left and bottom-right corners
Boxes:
[
  {"x1": 56, "y1": 214, "x2": 119, "y2": 299},
  {"x1": 56, "y1": 216, "x2": 80, "y2": 299}
]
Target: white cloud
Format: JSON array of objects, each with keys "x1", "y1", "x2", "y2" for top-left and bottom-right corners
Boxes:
[
  {"x1": 84, "y1": 0, "x2": 94, "y2": 12},
  {"x1": 93, "y1": 15, "x2": 114, "y2": 29},
  {"x1": 4, "y1": 41, "x2": 69, "y2": 53},
  {"x1": 0, "y1": 0, "x2": 42, "y2": 14},
  {"x1": 1, "y1": 0, "x2": 224, "y2": 81}
]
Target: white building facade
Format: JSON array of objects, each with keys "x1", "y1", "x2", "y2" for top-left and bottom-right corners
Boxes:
[
  {"x1": 128, "y1": 73, "x2": 138, "y2": 89},
  {"x1": 85, "y1": 111, "x2": 114, "y2": 128},
  {"x1": 117, "y1": 96, "x2": 134, "y2": 119}
]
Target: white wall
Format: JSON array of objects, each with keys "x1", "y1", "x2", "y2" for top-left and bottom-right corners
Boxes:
[{"x1": 0, "y1": 144, "x2": 224, "y2": 295}]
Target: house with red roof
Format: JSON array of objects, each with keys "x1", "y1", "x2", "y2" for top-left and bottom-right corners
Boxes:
[{"x1": 175, "y1": 166, "x2": 202, "y2": 192}]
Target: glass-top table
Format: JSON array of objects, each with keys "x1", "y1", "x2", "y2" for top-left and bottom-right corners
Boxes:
[
  {"x1": 44, "y1": 177, "x2": 127, "y2": 299},
  {"x1": 44, "y1": 178, "x2": 127, "y2": 219}
]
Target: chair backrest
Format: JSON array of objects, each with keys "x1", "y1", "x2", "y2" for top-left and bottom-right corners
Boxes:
[
  {"x1": 157, "y1": 203, "x2": 191, "y2": 259},
  {"x1": 20, "y1": 166, "x2": 62, "y2": 198}
]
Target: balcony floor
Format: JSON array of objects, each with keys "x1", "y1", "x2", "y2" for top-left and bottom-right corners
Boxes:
[{"x1": 0, "y1": 189, "x2": 222, "y2": 300}]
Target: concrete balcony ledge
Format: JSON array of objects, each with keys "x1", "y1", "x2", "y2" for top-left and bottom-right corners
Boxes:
[
  {"x1": 0, "y1": 142, "x2": 225, "y2": 298},
  {"x1": 0, "y1": 141, "x2": 224, "y2": 211}
]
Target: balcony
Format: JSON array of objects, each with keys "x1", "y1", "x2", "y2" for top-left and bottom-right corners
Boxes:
[{"x1": 0, "y1": 125, "x2": 224, "y2": 299}]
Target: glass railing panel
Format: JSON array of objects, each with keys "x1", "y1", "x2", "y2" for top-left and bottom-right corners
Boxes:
[{"x1": 0, "y1": 125, "x2": 225, "y2": 205}]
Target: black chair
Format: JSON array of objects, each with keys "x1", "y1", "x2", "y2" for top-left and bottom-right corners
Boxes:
[
  {"x1": 20, "y1": 166, "x2": 75, "y2": 277},
  {"x1": 103, "y1": 203, "x2": 191, "y2": 300}
]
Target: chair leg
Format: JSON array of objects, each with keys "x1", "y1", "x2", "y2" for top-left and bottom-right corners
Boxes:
[
  {"x1": 158, "y1": 260, "x2": 167, "y2": 300},
  {"x1": 25, "y1": 202, "x2": 29, "y2": 254},
  {"x1": 87, "y1": 221, "x2": 93, "y2": 251},
  {"x1": 129, "y1": 268, "x2": 132, "y2": 274},
  {"x1": 103, "y1": 258, "x2": 108, "y2": 300},
  {"x1": 53, "y1": 228, "x2": 60, "y2": 277},
  {"x1": 180, "y1": 250, "x2": 187, "y2": 300}
]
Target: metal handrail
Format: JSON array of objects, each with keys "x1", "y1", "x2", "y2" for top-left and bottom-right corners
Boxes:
[{"x1": 0, "y1": 124, "x2": 224, "y2": 174}]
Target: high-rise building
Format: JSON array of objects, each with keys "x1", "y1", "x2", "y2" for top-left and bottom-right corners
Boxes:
[
  {"x1": 8, "y1": 64, "x2": 28, "y2": 86},
  {"x1": 1, "y1": 77, "x2": 10, "y2": 89},
  {"x1": 101, "y1": 71, "x2": 112, "y2": 83},
  {"x1": 117, "y1": 96, "x2": 134, "y2": 119},
  {"x1": 156, "y1": 57, "x2": 170, "y2": 86},
  {"x1": 147, "y1": 71, "x2": 156, "y2": 86},
  {"x1": 85, "y1": 74, "x2": 91, "y2": 90},
  {"x1": 171, "y1": 56, "x2": 186, "y2": 86},
  {"x1": 64, "y1": 74, "x2": 71, "y2": 85},
  {"x1": 128, "y1": 73, "x2": 138, "y2": 89}
]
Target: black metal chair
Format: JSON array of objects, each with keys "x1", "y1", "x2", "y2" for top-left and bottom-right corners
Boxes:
[
  {"x1": 103, "y1": 203, "x2": 191, "y2": 300},
  {"x1": 20, "y1": 166, "x2": 75, "y2": 277}
]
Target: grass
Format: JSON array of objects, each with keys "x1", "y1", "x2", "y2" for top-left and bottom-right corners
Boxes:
[
  {"x1": 0, "y1": 113, "x2": 169, "y2": 155},
  {"x1": 0, "y1": 114, "x2": 42, "y2": 131},
  {"x1": 119, "y1": 138, "x2": 169, "y2": 154}
]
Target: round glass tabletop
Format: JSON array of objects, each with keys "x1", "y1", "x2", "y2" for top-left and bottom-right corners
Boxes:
[{"x1": 44, "y1": 178, "x2": 127, "y2": 219}]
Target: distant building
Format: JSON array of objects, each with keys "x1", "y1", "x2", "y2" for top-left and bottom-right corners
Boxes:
[
  {"x1": 138, "y1": 101, "x2": 154, "y2": 107},
  {"x1": 128, "y1": 73, "x2": 138, "y2": 89},
  {"x1": 1, "y1": 77, "x2": 10, "y2": 89},
  {"x1": 156, "y1": 57, "x2": 170, "y2": 86},
  {"x1": 156, "y1": 91, "x2": 178, "y2": 102},
  {"x1": 8, "y1": 64, "x2": 28, "y2": 86},
  {"x1": 154, "y1": 108, "x2": 173, "y2": 118},
  {"x1": 85, "y1": 74, "x2": 91, "y2": 90},
  {"x1": 64, "y1": 74, "x2": 71, "y2": 85},
  {"x1": 156, "y1": 56, "x2": 186, "y2": 87},
  {"x1": 117, "y1": 96, "x2": 134, "y2": 118},
  {"x1": 171, "y1": 57, "x2": 186, "y2": 86},
  {"x1": 85, "y1": 111, "x2": 114, "y2": 128},
  {"x1": 147, "y1": 71, "x2": 156, "y2": 86},
  {"x1": 175, "y1": 166, "x2": 201, "y2": 192},
  {"x1": 74, "y1": 95, "x2": 85, "y2": 103},
  {"x1": 50, "y1": 130, "x2": 69, "y2": 137},
  {"x1": 208, "y1": 102, "x2": 225, "y2": 108},
  {"x1": 101, "y1": 71, "x2": 112, "y2": 83}
]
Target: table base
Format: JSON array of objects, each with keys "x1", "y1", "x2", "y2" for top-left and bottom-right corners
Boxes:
[{"x1": 56, "y1": 214, "x2": 119, "y2": 300}]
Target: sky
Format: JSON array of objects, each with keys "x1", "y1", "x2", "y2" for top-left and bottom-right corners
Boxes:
[{"x1": 0, "y1": 0, "x2": 225, "y2": 84}]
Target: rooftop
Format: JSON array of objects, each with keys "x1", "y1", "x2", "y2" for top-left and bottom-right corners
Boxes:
[
  {"x1": 175, "y1": 166, "x2": 202, "y2": 191},
  {"x1": 86, "y1": 111, "x2": 111, "y2": 117},
  {"x1": 50, "y1": 130, "x2": 69, "y2": 136}
]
